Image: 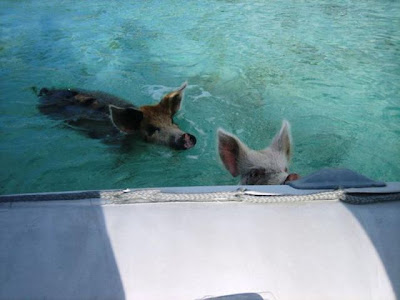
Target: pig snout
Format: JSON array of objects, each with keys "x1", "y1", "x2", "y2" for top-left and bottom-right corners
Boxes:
[
  {"x1": 284, "y1": 173, "x2": 300, "y2": 184},
  {"x1": 172, "y1": 133, "x2": 197, "y2": 150}
]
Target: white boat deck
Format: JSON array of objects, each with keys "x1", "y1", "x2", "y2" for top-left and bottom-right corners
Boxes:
[{"x1": 0, "y1": 186, "x2": 399, "y2": 300}]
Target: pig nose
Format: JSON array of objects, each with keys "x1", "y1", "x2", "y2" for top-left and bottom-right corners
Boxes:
[
  {"x1": 284, "y1": 173, "x2": 300, "y2": 184},
  {"x1": 175, "y1": 133, "x2": 197, "y2": 150}
]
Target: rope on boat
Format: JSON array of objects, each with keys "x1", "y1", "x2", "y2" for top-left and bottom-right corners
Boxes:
[
  {"x1": 1, "y1": 188, "x2": 400, "y2": 205},
  {"x1": 100, "y1": 189, "x2": 400, "y2": 205}
]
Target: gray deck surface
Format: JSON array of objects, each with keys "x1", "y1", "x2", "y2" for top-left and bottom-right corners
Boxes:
[{"x1": 0, "y1": 190, "x2": 399, "y2": 300}]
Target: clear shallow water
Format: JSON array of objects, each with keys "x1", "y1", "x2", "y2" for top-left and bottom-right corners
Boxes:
[{"x1": 1, "y1": 0, "x2": 399, "y2": 194}]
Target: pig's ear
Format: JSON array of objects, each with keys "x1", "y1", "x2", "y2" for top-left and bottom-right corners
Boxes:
[
  {"x1": 270, "y1": 120, "x2": 292, "y2": 160},
  {"x1": 159, "y1": 82, "x2": 187, "y2": 116},
  {"x1": 217, "y1": 129, "x2": 245, "y2": 177},
  {"x1": 109, "y1": 105, "x2": 143, "y2": 133}
]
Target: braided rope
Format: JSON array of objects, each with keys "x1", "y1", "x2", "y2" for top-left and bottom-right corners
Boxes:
[
  {"x1": 100, "y1": 189, "x2": 346, "y2": 204},
  {"x1": 100, "y1": 189, "x2": 400, "y2": 205},
  {"x1": 1, "y1": 189, "x2": 399, "y2": 205}
]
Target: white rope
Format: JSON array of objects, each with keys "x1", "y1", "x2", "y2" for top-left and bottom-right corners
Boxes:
[
  {"x1": 100, "y1": 189, "x2": 346, "y2": 204},
  {"x1": 2, "y1": 188, "x2": 399, "y2": 205}
]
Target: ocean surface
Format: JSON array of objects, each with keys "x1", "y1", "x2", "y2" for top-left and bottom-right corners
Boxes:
[{"x1": 1, "y1": 0, "x2": 399, "y2": 194}]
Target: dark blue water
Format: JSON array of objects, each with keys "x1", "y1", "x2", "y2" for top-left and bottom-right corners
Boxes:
[{"x1": 1, "y1": 0, "x2": 399, "y2": 194}]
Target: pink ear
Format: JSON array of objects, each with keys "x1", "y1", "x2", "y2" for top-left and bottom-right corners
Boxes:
[{"x1": 218, "y1": 129, "x2": 240, "y2": 177}]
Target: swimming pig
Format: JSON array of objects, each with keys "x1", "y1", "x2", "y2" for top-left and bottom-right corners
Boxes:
[
  {"x1": 218, "y1": 120, "x2": 299, "y2": 185},
  {"x1": 37, "y1": 82, "x2": 196, "y2": 150}
]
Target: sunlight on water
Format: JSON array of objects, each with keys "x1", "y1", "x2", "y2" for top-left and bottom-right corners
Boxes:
[{"x1": 0, "y1": 0, "x2": 399, "y2": 194}]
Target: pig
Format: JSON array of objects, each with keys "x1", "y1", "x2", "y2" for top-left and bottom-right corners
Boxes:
[
  {"x1": 217, "y1": 120, "x2": 299, "y2": 185},
  {"x1": 37, "y1": 82, "x2": 197, "y2": 150}
]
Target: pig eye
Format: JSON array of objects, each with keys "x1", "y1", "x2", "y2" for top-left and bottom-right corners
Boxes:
[
  {"x1": 146, "y1": 124, "x2": 160, "y2": 136},
  {"x1": 285, "y1": 167, "x2": 288, "y2": 172},
  {"x1": 249, "y1": 168, "x2": 265, "y2": 178}
]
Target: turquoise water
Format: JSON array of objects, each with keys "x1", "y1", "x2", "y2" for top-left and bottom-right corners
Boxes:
[{"x1": 1, "y1": 0, "x2": 399, "y2": 194}]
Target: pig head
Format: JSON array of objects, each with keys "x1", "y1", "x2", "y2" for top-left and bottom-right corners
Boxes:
[
  {"x1": 218, "y1": 120, "x2": 299, "y2": 185},
  {"x1": 109, "y1": 82, "x2": 196, "y2": 150}
]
